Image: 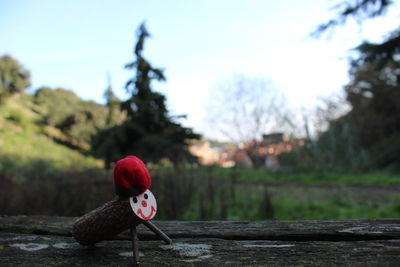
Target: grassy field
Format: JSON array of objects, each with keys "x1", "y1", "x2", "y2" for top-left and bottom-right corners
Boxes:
[
  {"x1": 151, "y1": 167, "x2": 400, "y2": 221},
  {"x1": 179, "y1": 183, "x2": 400, "y2": 221},
  {"x1": 198, "y1": 166, "x2": 400, "y2": 186}
]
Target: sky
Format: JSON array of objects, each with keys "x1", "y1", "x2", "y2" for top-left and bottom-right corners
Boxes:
[{"x1": 1, "y1": 0, "x2": 399, "y2": 140}]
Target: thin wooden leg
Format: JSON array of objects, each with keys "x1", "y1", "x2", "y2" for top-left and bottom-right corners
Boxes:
[
  {"x1": 131, "y1": 227, "x2": 140, "y2": 266},
  {"x1": 142, "y1": 220, "x2": 172, "y2": 244}
]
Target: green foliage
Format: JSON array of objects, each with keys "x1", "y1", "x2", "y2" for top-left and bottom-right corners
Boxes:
[
  {"x1": 3, "y1": 106, "x2": 28, "y2": 125},
  {"x1": 34, "y1": 87, "x2": 109, "y2": 151},
  {"x1": 272, "y1": 196, "x2": 400, "y2": 220},
  {"x1": 340, "y1": 59, "x2": 400, "y2": 171},
  {"x1": 0, "y1": 94, "x2": 102, "y2": 182},
  {"x1": 0, "y1": 55, "x2": 31, "y2": 102},
  {"x1": 192, "y1": 166, "x2": 400, "y2": 186},
  {"x1": 346, "y1": 60, "x2": 400, "y2": 145},
  {"x1": 34, "y1": 87, "x2": 81, "y2": 125},
  {"x1": 280, "y1": 122, "x2": 372, "y2": 173},
  {"x1": 92, "y1": 23, "x2": 200, "y2": 166},
  {"x1": 368, "y1": 133, "x2": 400, "y2": 172}
]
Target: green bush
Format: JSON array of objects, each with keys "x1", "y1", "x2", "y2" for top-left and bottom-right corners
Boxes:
[{"x1": 4, "y1": 108, "x2": 27, "y2": 124}]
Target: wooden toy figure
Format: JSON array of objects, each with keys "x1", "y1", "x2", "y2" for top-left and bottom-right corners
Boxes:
[{"x1": 72, "y1": 156, "x2": 172, "y2": 266}]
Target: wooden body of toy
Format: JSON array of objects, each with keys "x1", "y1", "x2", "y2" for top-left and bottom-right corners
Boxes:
[
  {"x1": 72, "y1": 198, "x2": 140, "y2": 245},
  {"x1": 72, "y1": 156, "x2": 171, "y2": 266}
]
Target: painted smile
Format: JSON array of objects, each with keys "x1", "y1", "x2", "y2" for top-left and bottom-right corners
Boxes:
[{"x1": 137, "y1": 205, "x2": 156, "y2": 220}]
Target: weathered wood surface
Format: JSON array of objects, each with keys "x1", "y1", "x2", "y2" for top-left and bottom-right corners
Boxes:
[{"x1": 1, "y1": 215, "x2": 400, "y2": 266}]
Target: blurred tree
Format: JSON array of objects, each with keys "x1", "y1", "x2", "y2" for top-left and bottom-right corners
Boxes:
[
  {"x1": 92, "y1": 23, "x2": 200, "y2": 167},
  {"x1": 34, "y1": 87, "x2": 81, "y2": 126},
  {"x1": 343, "y1": 59, "x2": 400, "y2": 170},
  {"x1": 34, "y1": 87, "x2": 108, "y2": 151},
  {"x1": 313, "y1": 0, "x2": 399, "y2": 67},
  {"x1": 312, "y1": 0, "x2": 400, "y2": 171},
  {"x1": 313, "y1": 0, "x2": 393, "y2": 36},
  {"x1": 207, "y1": 75, "x2": 292, "y2": 143},
  {"x1": 207, "y1": 75, "x2": 294, "y2": 168},
  {"x1": 0, "y1": 55, "x2": 31, "y2": 102}
]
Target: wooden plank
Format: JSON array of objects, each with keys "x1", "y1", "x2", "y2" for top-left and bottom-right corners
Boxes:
[
  {"x1": 0, "y1": 232, "x2": 399, "y2": 266},
  {"x1": 1, "y1": 216, "x2": 400, "y2": 266},
  {"x1": 1, "y1": 215, "x2": 399, "y2": 241}
]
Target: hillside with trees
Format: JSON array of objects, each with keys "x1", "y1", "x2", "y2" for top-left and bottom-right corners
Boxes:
[
  {"x1": 0, "y1": 53, "x2": 118, "y2": 170},
  {"x1": 0, "y1": 23, "x2": 200, "y2": 176}
]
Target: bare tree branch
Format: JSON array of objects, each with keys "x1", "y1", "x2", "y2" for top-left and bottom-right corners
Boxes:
[{"x1": 207, "y1": 75, "x2": 291, "y2": 142}]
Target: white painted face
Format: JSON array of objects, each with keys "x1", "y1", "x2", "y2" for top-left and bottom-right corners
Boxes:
[{"x1": 129, "y1": 189, "x2": 157, "y2": 220}]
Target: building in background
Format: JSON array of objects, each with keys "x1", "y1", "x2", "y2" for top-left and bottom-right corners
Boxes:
[{"x1": 190, "y1": 133, "x2": 305, "y2": 170}]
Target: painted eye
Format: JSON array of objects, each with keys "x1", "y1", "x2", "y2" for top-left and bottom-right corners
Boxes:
[
  {"x1": 144, "y1": 193, "x2": 148, "y2": 199},
  {"x1": 133, "y1": 197, "x2": 138, "y2": 203}
]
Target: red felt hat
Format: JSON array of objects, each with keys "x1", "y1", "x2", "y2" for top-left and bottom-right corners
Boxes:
[{"x1": 113, "y1": 156, "x2": 151, "y2": 198}]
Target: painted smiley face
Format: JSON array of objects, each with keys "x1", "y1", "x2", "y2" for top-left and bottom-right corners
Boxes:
[{"x1": 129, "y1": 189, "x2": 157, "y2": 220}]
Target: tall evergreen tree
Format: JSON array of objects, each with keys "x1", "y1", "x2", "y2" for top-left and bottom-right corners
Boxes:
[
  {"x1": 92, "y1": 23, "x2": 200, "y2": 167},
  {"x1": 121, "y1": 23, "x2": 168, "y2": 127}
]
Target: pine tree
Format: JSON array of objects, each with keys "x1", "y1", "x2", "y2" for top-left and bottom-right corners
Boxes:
[{"x1": 92, "y1": 23, "x2": 200, "y2": 167}]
